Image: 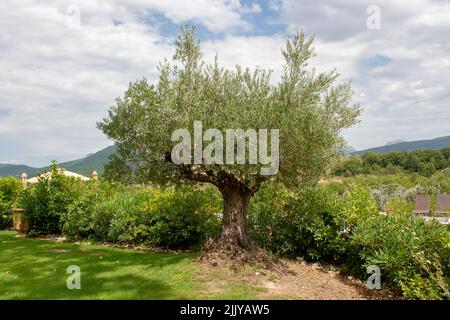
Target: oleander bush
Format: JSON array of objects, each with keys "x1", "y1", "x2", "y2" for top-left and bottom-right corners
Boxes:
[
  {"x1": 248, "y1": 183, "x2": 378, "y2": 262},
  {"x1": 249, "y1": 181, "x2": 449, "y2": 299},
  {"x1": 247, "y1": 182, "x2": 296, "y2": 256},
  {"x1": 350, "y1": 212, "x2": 450, "y2": 299},
  {"x1": 0, "y1": 177, "x2": 22, "y2": 229}
]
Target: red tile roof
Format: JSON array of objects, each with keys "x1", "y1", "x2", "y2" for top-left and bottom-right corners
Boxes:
[
  {"x1": 436, "y1": 194, "x2": 450, "y2": 215},
  {"x1": 414, "y1": 194, "x2": 430, "y2": 215}
]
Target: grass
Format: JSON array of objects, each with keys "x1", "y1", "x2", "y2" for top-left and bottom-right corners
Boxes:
[{"x1": 0, "y1": 231, "x2": 265, "y2": 300}]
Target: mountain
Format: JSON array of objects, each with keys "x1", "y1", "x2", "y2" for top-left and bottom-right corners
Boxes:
[
  {"x1": 345, "y1": 145, "x2": 357, "y2": 154},
  {"x1": 2, "y1": 135, "x2": 450, "y2": 178},
  {"x1": 0, "y1": 145, "x2": 116, "y2": 178},
  {"x1": 354, "y1": 135, "x2": 450, "y2": 155},
  {"x1": 56, "y1": 145, "x2": 116, "y2": 176},
  {"x1": 0, "y1": 164, "x2": 40, "y2": 179},
  {"x1": 385, "y1": 139, "x2": 406, "y2": 146}
]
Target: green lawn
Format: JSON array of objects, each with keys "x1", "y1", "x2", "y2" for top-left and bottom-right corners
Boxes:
[{"x1": 0, "y1": 231, "x2": 263, "y2": 300}]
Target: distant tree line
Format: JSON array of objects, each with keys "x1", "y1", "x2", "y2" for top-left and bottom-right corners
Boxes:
[{"x1": 333, "y1": 148, "x2": 450, "y2": 177}]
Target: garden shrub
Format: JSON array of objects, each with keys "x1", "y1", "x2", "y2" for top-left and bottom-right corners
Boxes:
[
  {"x1": 19, "y1": 163, "x2": 84, "y2": 235},
  {"x1": 247, "y1": 182, "x2": 293, "y2": 254},
  {"x1": 351, "y1": 212, "x2": 450, "y2": 299},
  {"x1": 101, "y1": 190, "x2": 153, "y2": 243},
  {"x1": 139, "y1": 185, "x2": 222, "y2": 248},
  {"x1": 284, "y1": 188, "x2": 350, "y2": 261},
  {"x1": 64, "y1": 184, "x2": 222, "y2": 248},
  {"x1": 383, "y1": 197, "x2": 414, "y2": 215},
  {"x1": 248, "y1": 182, "x2": 374, "y2": 261},
  {"x1": 0, "y1": 177, "x2": 22, "y2": 229},
  {"x1": 62, "y1": 180, "x2": 125, "y2": 240},
  {"x1": 250, "y1": 180, "x2": 450, "y2": 299},
  {"x1": 0, "y1": 200, "x2": 11, "y2": 230},
  {"x1": 337, "y1": 184, "x2": 379, "y2": 226}
]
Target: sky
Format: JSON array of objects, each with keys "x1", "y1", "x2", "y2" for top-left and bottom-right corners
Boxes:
[{"x1": 0, "y1": 0, "x2": 449, "y2": 167}]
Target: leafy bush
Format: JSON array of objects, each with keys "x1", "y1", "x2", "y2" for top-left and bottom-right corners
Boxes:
[
  {"x1": 249, "y1": 182, "x2": 378, "y2": 261},
  {"x1": 139, "y1": 185, "x2": 222, "y2": 248},
  {"x1": 63, "y1": 184, "x2": 222, "y2": 248},
  {"x1": 0, "y1": 177, "x2": 22, "y2": 229},
  {"x1": 19, "y1": 163, "x2": 84, "y2": 235},
  {"x1": 283, "y1": 189, "x2": 349, "y2": 261},
  {"x1": 351, "y1": 213, "x2": 450, "y2": 299},
  {"x1": 61, "y1": 181, "x2": 124, "y2": 240},
  {"x1": 383, "y1": 197, "x2": 414, "y2": 215},
  {"x1": 250, "y1": 181, "x2": 449, "y2": 299},
  {"x1": 247, "y1": 182, "x2": 293, "y2": 254},
  {"x1": 368, "y1": 184, "x2": 417, "y2": 211},
  {"x1": 337, "y1": 185, "x2": 379, "y2": 226},
  {"x1": 98, "y1": 190, "x2": 153, "y2": 243},
  {"x1": 18, "y1": 163, "x2": 222, "y2": 247}
]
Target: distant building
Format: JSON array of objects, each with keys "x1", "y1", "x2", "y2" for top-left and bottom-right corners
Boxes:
[
  {"x1": 414, "y1": 194, "x2": 449, "y2": 224},
  {"x1": 25, "y1": 168, "x2": 90, "y2": 185}
]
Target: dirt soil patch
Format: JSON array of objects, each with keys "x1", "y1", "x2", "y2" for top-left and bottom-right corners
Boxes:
[{"x1": 195, "y1": 258, "x2": 397, "y2": 300}]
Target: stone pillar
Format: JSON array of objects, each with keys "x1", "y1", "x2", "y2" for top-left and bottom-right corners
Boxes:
[
  {"x1": 21, "y1": 172, "x2": 28, "y2": 189},
  {"x1": 92, "y1": 171, "x2": 98, "y2": 193}
]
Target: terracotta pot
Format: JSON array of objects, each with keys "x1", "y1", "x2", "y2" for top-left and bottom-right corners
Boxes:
[{"x1": 12, "y1": 208, "x2": 29, "y2": 236}]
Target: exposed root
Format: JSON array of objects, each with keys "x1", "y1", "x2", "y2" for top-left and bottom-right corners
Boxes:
[{"x1": 198, "y1": 238, "x2": 287, "y2": 273}]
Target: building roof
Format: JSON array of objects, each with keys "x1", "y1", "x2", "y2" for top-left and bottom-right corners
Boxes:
[
  {"x1": 414, "y1": 194, "x2": 430, "y2": 215},
  {"x1": 26, "y1": 168, "x2": 90, "y2": 184},
  {"x1": 436, "y1": 194, "x2": 450, "y2": 215}
]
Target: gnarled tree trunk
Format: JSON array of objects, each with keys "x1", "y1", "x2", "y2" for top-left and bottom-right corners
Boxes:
[
  {"x1": 175, "y1": 163, "x2": 258, "y2": 250},
  {"x1": 219, "y1": 185, "x2": 252, "y2": 248}
]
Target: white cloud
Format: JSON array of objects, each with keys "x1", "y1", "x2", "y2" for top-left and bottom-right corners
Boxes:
[
  {"x1": 0, "y1": 0, "x2": 265, "y2": 166},
  {"x1": 135, "y1": 0, "x2": 261, "y2": 32},
  {"x1": 277, "y1": 0, "x2": 450, "y2": 150},
  {"x1": 0, "y1": 0, "x2": 449, "y2": 166},
  {"x1": 0, "y1": 0, "x2": 173, "y2": 165},
  {"x1": 203, "y1": 34, "x2": 284, "y2": 77}
]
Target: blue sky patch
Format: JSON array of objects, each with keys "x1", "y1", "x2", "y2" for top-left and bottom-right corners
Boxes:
[
  {"x1": 362, "y1": 54, "x2": 392, "y2": 68},
  {"x1": 0, "y1": 108, "x2": 11, "y2": 119}
]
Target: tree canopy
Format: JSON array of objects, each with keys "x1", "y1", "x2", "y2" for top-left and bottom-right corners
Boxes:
[
  {"x1": 98, "y1": 26, "x2": 361, "y2": 247},
  {"x1": 99, "y1": 26, "x2": 361, "y2": 190}
]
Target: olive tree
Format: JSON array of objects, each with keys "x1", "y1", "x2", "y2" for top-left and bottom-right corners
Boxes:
[{"x1": 98, "y1": 26, "x2": 361, "y2": 248}]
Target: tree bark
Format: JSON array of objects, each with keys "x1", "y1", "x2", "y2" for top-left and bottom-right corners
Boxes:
[
  {"x1": 219, "y1": 185, "x2": 252, "y2": 248},
  {"x1": 173, "y1": 163, "x2": 256, "y2": 249}
]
